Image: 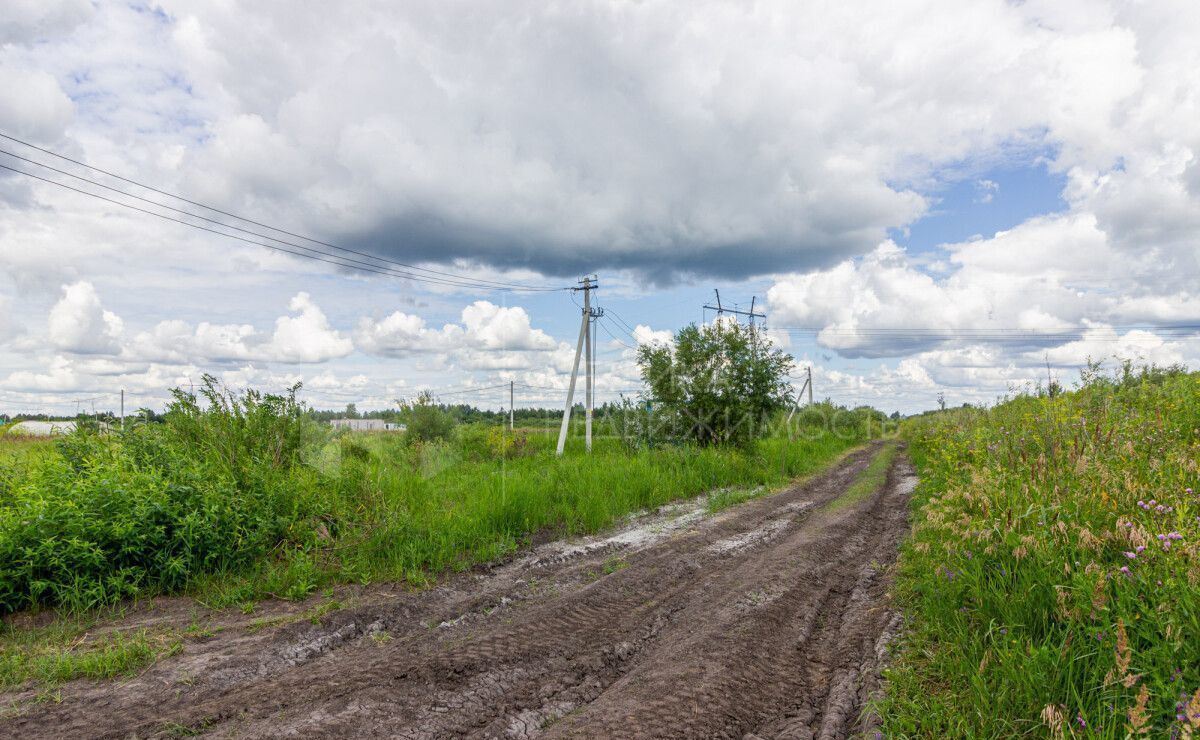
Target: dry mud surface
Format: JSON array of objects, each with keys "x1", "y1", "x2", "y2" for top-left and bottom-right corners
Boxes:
[{"x1": 3, "y1": 443, "x2": 915, "y2": 739}]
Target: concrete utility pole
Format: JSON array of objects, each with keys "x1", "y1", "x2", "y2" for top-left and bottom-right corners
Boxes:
[
  {"x1": 787, "y1": 366, "x2": 814, "y2": 423},
  {"x1": 584, "y1": 288, "x2": 592, "y2": 453},
  {"x1": 120, "y1": 389, "x2": 125, "y2": 431},
  {"x1": 509, "y1": 381, "x2": 514, "y2": 431},
  {"x1": 557, "y1": 276, "x2": 599, "y2": 456}
]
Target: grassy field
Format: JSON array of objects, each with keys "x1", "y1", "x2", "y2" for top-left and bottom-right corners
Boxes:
[
  {"x1": 0, "y1": 386, "x2": 884, "y2": 621},
  {"x1": 879, "y1": 366, "x2": 1200, "y2": 738}
]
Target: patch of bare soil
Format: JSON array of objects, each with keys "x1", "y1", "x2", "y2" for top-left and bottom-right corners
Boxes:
[{"x1": 1, "y1": 442, "x2": 915, "y2": 739}]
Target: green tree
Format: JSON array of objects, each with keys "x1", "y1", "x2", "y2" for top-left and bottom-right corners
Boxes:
[
  {"x1": 637, "y1": 320, "x2": 794, "y2": 446},
  {"x1": 403, "y1": 390, "x2": 456, "y2": 442}
]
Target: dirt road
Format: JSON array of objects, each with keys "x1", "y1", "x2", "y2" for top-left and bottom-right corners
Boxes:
[{"x1": 2, "y1": 442, "x2": 915, "y2": 739}]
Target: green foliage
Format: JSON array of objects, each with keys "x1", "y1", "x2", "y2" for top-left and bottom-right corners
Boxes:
[
  {"x1": 455, "y1": 423, "x2": 530, "y2": 462},
  {"x1": 0, "y1": 376, "x2": 332, "y2": 615},
  {"x1": 637, "y1": 321, "x2": 795, "y2": 447},
  {"x1": 403, "y1": 390, "x2": 457, "y2": 442},
  {"x1": 0, "y1": 376, "x2": 886, "y2": 622},
  {"x1": 879, "y1": 365, "x2": 1200, "y2": 738}
]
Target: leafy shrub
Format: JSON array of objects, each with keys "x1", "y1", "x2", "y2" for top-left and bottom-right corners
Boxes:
[
  {"x1": 0, "y1": 377, "x2": 331, "y2": 615},
  {"x1": 486, "y1": 426, "x2": 529, "y2": 459},
  {"x1": 404, "y1": 391, "x2": 456, "y2": 442},
  {"x1": 455, "y1": 424, "x2": 530, "y2": 462}
]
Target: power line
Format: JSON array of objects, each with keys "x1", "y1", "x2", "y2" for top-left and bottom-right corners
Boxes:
[
  {"x1": 0, "y1": 135, "x2": 566, "y2": 292},
  {"x1": 430, "y1": 383, "x2": 512, "y2": 399},
  {"x1": 597, "y1": 315, "x2": 638, "y2": 350},
  {"x1": 603, "y1": 307, "x2": 640, "y2": 337},
  {"x1": 0, "y1": 146, "x2": 556, "y2": 292},
  {"x1": 774, "y1": 324, "x2": 1200, "y2": 334},
  {"x1": 774, "y1": 325, "x2": 1200, "y2": 343},
  {"x1": 0, "y1": 162, "x2": 551, "y2": 290}
]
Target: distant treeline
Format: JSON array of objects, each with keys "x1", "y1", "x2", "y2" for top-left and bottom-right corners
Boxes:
[
  {"x1": 2, "y1": 401, "x2": 629, "y2": 428},
  {"x1": 308, "y1": 401, "x2": 628, "y2": 426}
]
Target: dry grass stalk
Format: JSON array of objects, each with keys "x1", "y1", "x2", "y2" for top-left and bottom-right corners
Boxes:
[
  {"x1": 1041, "y1": 703, "x2": 1066, "y2": 740},
  {"x1": 1128, "y1": 684, "x2": 1150, "y2": 735}
]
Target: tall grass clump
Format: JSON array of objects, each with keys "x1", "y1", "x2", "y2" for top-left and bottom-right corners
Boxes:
[{"x1": 879, "y1": 365, "x2": 1200, "y2": 738}]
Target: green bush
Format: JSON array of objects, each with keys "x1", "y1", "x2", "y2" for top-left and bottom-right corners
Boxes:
[
  {"x1": 637, "y1": 321, "x2": 794, "y2": 447},
  {"x1": 0, "y1": 377, "x2": 331, "y2": 614},
  {"x1": 404, "y1": 391, "x2": 456, "y2": 442}
]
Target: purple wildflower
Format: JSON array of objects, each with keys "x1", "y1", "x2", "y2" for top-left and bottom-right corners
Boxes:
[{"x1": 1124, "y1": 551, "x2": 1138, "y2": 559}]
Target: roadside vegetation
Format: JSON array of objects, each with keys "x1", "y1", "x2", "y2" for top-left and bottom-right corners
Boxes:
[
  {"x1": 880, "y1": 364, "x2": 1200, "y2": 738},
  {"x1": 0, "y1": 357, "x2": 886, "y2": 620},
  {"x1": 0, "y1": 322, "x2": 892, "y2": 689}
]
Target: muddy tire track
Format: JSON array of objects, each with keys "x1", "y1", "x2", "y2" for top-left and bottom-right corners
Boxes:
[{"x1": 2, "y1": 442, "x2": 914, "y2": 739}]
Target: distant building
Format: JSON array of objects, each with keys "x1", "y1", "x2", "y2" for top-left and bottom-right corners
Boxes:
[
  {"x1": 329, "y1": 418, "x2": 406, "y2": 432},
  {"x1": 6, "y1": 420, "x2": 78, "y2": 436}
]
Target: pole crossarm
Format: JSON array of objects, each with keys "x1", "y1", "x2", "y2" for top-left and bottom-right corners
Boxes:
[{"x1": 703, "y1": 289, "x2": 765, "y2": 322}]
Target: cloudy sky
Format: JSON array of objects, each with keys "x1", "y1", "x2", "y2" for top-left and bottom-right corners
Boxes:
[{"x1": 2, "y1": 0, "x2": 1198, "y2": 416}]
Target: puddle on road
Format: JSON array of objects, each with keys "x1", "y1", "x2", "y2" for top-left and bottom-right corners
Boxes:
[{"x1": 516, "y1": 498, "x2": 711, "y2": 569}]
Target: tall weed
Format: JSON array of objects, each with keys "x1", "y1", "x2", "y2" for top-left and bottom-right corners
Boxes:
[{"x1": 879, "y1": 367, "x2": 1200, "y2": 737}]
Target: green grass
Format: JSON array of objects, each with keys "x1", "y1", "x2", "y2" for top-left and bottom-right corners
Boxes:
[
  {"x1": 0, "y1": 619, "x2": 181, "y2": 689},
  {"x1": 822, "y1": 441, "x2": 896, "y2": 512},
  {"x1": 707, "y1": 486, "x2": 768, "y2": 514},
  {"x1": 877, "y1": 366, "x2": 1200, "y2": 738}
]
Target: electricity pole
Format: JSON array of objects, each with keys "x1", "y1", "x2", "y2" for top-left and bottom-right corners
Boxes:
[
  {"x1": 509, "y1": 381, "x2": 514, "y2": 431},
  {"x1": 120, "y1": 389, "x2": 125, "y2": 431},
  {"x1": 703, "y1": 290, "x2": 765, "y2": 325},
  {"x1": 557, "y1": 276, "x2": 599, "y2": 456},
  {"x1": 584, "y1": 289, "x2": 593, "y2": 453},
  {"x1": 787, "y1": 366, "x2": 814, "y2": 423}
]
